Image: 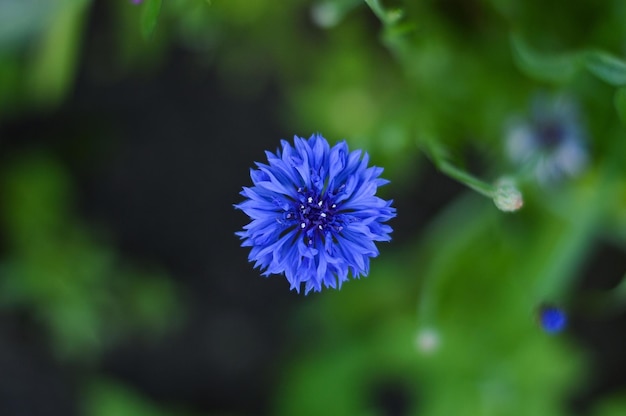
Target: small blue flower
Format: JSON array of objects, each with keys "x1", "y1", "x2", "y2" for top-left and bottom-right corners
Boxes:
[
  {"x1": 506, "y1": 94, "x2": 588, "y2": 184},
  {"x1": 538, "y1": 305, "x2": 567, "y2": 334},
  {"x1": 236, "y1": 134, "x2": 396, "y2": 294}
]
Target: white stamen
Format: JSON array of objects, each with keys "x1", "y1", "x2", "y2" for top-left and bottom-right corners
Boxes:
[
  {"x1": 300, "y1": 222, "x2": 306, "y2": 229},
  {"x1": 307, "y1": 197, "x2": 313, "y2": 203},
  {"x1": 320, "y1": 212, "x2": 327, "y2": 218},
  {"x1": 318, "y1": 200, "x2": 323, "y2": 207},
  {"x1": 331, "y1": 204, "x2": 337, "y2": 208},
  {"x1": 318, "y1": 225, "x2": 323, "y2": 230}
]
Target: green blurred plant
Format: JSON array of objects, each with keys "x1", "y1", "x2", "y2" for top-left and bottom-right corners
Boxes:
[
  {"x1": 83, "y1": 378, "x2": 216, "y2": 416},
  {"x1": 0, "y1": 153, "x2": 182, "y2": 361},
  {"x1": 0, "y1": 0, "x2": 625, "y2": 414},
  {"x1": 275, "y1": 0, "x2": 626, "y2": 414},
  {"x1": 0, "y1": 0, "x2": 90, "y2": 114}
]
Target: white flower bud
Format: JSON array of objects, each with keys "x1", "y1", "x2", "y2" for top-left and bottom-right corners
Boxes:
[{"x1": 493, "y1": 178, "x2": 523, "y2": 212}]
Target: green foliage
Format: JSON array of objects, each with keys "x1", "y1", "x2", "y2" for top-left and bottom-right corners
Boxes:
[
  {"x1": 84, "y1": 379, "x2": 169, "y2": 416},
  {"x1": 613, "y1": 87, "x2": 626, "y2": 123},
  {"x1": 24, "y1": 0, "x2": 88, "y2": 108},
  {"x1": 0, "y1": 0, "x2": 90, "y2": 114},
  {"x1": 83, "y1": 378, "x2": 213, "y2": 416},
  {"x1": 1, "y1": 0, "x2": 625, "y2": 414},
  {"x1": 277, "y1": 193, "x2": 583, "y2": 415},
  {"x1": 593, "y1": 390, "x2": 626, "y2": 416},
  {"x1": 510, "y1": 34, "x2": 584, "y2": 84},
  {"x1": 585, "y1": 50, "x2": 626, "y2": 86},
  {"x1": 0, "y1": 154, "x2": 182, "y2": 360},
  {"x1": 141, "y1": 0, "x2": 162, "y2": 39}
]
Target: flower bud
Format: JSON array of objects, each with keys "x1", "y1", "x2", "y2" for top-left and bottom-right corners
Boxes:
[{"x1": 493, "y1": 178, "x2": 523, "y2": 212}]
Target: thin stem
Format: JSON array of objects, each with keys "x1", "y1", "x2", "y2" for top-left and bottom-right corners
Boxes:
[
  {"x1": 363, "y1": 0, "x2": 387, "y2": 23},
  {"x1": 424, "y1": 140, "x2": 496, "y2": 198}
]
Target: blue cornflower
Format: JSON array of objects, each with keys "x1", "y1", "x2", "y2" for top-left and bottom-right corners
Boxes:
[
  {"x1": 506, "y1": 94, "x2": 588, "y2": 185},
  {"x1": 235, "y1": 134, "x2": 396, "y2": 294},
  {"x1": 538, "y1": 305, "x2": 567, "y2": 334}
]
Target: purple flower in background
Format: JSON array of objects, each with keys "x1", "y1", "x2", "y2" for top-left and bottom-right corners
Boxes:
[
  {"x1": 506, "y1": 94, "x2": 588, "y2": 184},
  {"x1": 131, "y1": 0, "x2": 143, "y2": 4},
  {"x1": 236, "y1": 134, "x2": 396, "y2": 294}
]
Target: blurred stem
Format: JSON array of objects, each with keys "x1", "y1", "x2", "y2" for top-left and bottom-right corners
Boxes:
[
  {"x1": 363, "y1": 0, "x2": 386, "y2": 22},
  {"x1": 436, "y1": 160, "x2": 494, "y2": 197},
  {"x1": 424, "y1": 140, "x2": 495, "y2": 198},
  {"x1": 366, "y1": 0, "x2": 498, "y2": 199},
  {"x1": 363, "y1": 0, "x2": 411, "y2": 58}
]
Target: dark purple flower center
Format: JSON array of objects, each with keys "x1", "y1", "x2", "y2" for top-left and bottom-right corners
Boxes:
[
  {"x1": 535, "y1": 120, "x2": 566, "y2": 149},
  {"x1": 285, "y1": 188, "x2": 343, "y2": 244}
]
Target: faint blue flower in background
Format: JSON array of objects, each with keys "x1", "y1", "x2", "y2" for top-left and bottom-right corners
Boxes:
[
  {"x1": 506, "y1": 94, "x2": 588, "y2": 185},
  {"x1": 236, "y1": 134, "x2": 396, "y2": 294},
  {"x1": 539, "y1": 305, "x2": 567, "y2": 334}
]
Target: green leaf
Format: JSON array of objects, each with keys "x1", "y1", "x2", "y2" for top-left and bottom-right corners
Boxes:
[
  {"x1": 510, "y1": 34, "x2": 583, "y2": 83},
  {"x1": 25, "y1": 0, "x2": 88, "y2": 108},
  {"x1": 585, "y1": 50, "x2": 626, "y2": 86},
  {"x1": 613, "y1": 87, "x2": 626, "y2": 123},
  {"x1": 84, "y1": 379, "x2": 170, "y2": 416},
  {"x1": 140, "y1": 0, "x2": 162, "y2": 39}
]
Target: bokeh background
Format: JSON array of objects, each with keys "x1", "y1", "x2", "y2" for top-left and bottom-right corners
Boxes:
[{"x1": 0, "y1": 0, "x2": 625, "y2": 415}]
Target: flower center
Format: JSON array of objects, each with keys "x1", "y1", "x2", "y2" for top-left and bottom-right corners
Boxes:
[
  {"x1": 284, "y1": 188, "x2": 342, "y2": 245},
  {"x1": 536, "y1": 119, "x2": 566, "y2": 149},
  {"x1": 297, "y1": 192, "x2": 335, "y2": 231}
]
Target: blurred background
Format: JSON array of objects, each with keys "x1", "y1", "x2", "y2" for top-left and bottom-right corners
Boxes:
[{"x1": 0, "y1": 0, "x2": 625, "y2": 415}]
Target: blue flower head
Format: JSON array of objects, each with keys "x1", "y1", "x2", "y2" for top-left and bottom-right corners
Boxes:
[
  {"x1": 235, "y1": 134, "x2": 396, "y2": 294},
  {"x1": 538, "y1": 305, "x2": 567, "y2": 334}
]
